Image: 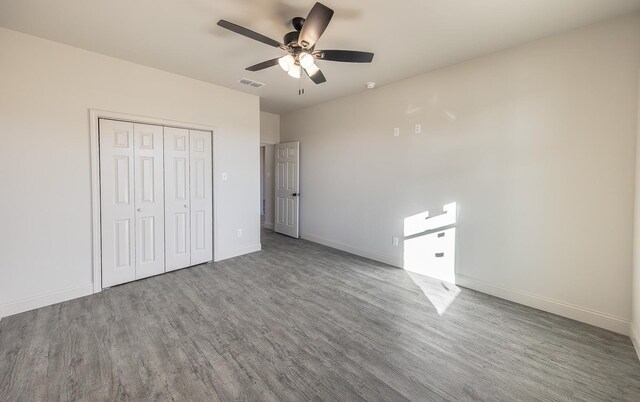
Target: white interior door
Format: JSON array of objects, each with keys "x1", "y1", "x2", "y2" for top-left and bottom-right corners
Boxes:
[
  {"x1": 100, "y1": 119, "x2": 136, "y2": 287},
  {"x1": 189, "y1": 130, "x2": 213, "y2": 265},
  {"x1": 133, "y1": 123, "x2": 165, "y2": 279},
  {"x1": 164, "y1": 127, "x2": 191, "y2": 271},
  {"x1": 275, "y1": 141, "x2": 300, "y2": 238}
]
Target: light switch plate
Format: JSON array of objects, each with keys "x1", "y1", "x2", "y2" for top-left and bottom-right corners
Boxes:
[
  {"x1": 393, "y1": 128, "x2": 400, "y2": 137},
  {"x1": 392, "y1": 236, "x2": 399, "y2": 246},
  {"x1": 222, "y1": 172, "x2": 228, "y2": 181}
]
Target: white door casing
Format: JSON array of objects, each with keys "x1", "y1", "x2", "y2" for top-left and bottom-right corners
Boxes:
[
  {"x1": 189, "y1": 130, "x2": 213, "y2": 265},
  {"x1": 275, "y1": 141, "x2": 300, "y2": 238},
  {"x1": 99, "y1": 119, "x2": 136, "y2": 287},
  {"x1": 92, "y1": 110, "x2": 217, "y2": 292},
  {"x1": 164, "y1": 127, "x2": 191, "y2": 271},
  {"x1": 133, "y1": 123, "x2": 165, "y2": 279}
]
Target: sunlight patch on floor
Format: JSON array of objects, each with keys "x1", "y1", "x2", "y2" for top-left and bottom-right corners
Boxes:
[{"x1": 406, "y1": 271, "x2": 461, "y2": 315}]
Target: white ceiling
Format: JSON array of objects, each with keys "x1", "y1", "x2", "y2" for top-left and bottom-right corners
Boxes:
[{"x1": 1, "y1": 0, "x2": 639, "y2": 113}]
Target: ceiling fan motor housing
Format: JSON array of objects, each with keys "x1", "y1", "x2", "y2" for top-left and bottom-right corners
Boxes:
[{"x1": 292, "y1": 17, "x2": 305, "y2": 31}]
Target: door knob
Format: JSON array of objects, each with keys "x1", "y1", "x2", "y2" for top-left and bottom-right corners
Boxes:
[
  {"x1": 137, "y1": 208, "x2": 142, "y2": 212},
  {"x1": 292, "y1": 193, "x2": 300, "y2": 197},
  {"x1": 184, "y1": 204, "x2": 188, "y2": 208}
]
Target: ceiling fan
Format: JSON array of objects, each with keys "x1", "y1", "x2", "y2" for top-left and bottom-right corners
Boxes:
[{"x1": 217, "y1": 2, "x2": 374, "y2": 84}]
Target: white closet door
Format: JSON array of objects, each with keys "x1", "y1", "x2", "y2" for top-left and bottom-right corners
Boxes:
[
  {"x1": 164, "y1": 127, "x2": 191, "y2": 271},
  {"x1": 100, "y1": 119, "x2": 136, "y2": 287},
  {"x1": 189, "y1": 130, "x2": 213, "y2": 265},
  {"x1": 133, "y1": 123, "x2": 165, "y2": 279}
]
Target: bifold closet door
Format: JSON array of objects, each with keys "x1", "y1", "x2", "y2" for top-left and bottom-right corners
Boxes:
[
  {"x1": 133, "y1": 123, "x2": 165, "y2": 280},
  {"x1": 189, "y1": 130, "x2": 213, "y2": 265},
  {"x1": 100, "y1": 119, "x2": 165, "y2": 287},
  {"x1": 164, "y1": 127, "x2": 191, "y2": 271},
  {"x1": 100, "y1": 119, "x2": 136, "y2": 287}
]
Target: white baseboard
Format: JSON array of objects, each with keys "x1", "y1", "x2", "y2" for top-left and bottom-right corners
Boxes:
[
  {"x1": 216, "y1": 243, "x2": 262, "y2": 261},
  {"x1": 301, "y1": 232, "x2": 403, "y2": 268},
  {"x1": 630, "y1": 322, "x2": 640, "y2": 361},
  {"x1": 0, "y1": 282, "x2": 94, "y2": 319},
  {"x1": 300, "y1": 232, "x2": 630, "y2": 335},
  {"x1": 455, "y1": 274, "x2": 630, "y2": 335}
]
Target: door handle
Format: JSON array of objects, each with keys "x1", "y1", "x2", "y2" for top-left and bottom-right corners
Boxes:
[
  {"x1": 292, "y1": 193, "x2": 300, "y2": 197},
  {"x1": 184, "y1": 204, "x2": 188, "y2": 208},
  {"x1": 137, "y1": 208, "x2": 142, "y2": 212}
]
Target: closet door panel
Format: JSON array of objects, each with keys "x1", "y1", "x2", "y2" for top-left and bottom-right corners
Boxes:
[
  {"x1": 134, "y1": 123, "x2": 165, "y2": 279},
  {"x1": 99, "y1": 119, "x2": 136, "y2": 287},
  {"x1": 164, "y1": 127, "x2": 191, "y2": 271},
  {"x1": 190, "y1": 130, "x2": 213, "y2": 265}
]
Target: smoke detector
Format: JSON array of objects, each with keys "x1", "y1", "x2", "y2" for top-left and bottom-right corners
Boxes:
[{"x1": 365, "y1": 82, "x2": 376, "y2": 89}]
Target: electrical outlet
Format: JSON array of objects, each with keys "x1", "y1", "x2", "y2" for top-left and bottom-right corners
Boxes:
[
  {"x1": 237, "y1": 229, "x2": 242, "y2": 237},
  {"x1": 392, "y1": 236, "x2": 399, "y2": 246},
  {"x1": 415, "y1": 124, "x2": 421, "y2": 133},
  {"x1": 393, "y1": 128, "x2": 400, "y2": 137}
]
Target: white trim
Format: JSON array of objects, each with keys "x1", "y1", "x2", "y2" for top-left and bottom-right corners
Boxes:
[
  {"x1": 89, "y1": 109, "x2": 218, "y2": 293},
  {"x1": 300, "y1": 232, "x2": 403, "y2": 267},
  {"x1": 631, "y1": 322, "x2": 640, "y2": 361},
  {"x1": 300, "y1": 232, "x2": 630, "y2": 335},
  {"x1": 0, "y1": 283, "x2": 94, "y2": 318},
  {"x1": 89, "y1": 110, "x2": 102, "y2": 293},
  {"x1": 455, "y1": 273, "x2": 630, "y2": 335},
  {"x1": 217, "y1": 243, "x2": 262, "y2": 261}
]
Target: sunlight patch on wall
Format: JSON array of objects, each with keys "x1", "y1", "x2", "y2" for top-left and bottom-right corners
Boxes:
[{"x1": 403, "y1": 202, "x2": 458, "y2": 315}]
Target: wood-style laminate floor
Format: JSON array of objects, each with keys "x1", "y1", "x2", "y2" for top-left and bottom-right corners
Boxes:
[{"x1": 1, "y1": 230, "x2": 640, "y2": 401}]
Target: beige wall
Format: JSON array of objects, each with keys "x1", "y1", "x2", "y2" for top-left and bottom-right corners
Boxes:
[
  {"x1": 0, "y1": 28, "x2": 260, "y2": 318},
  {"x1": 281, "y1": 14, "x2": 640, "y2": 334},
  {"x1": 260, "y1": 111, "x2": 280, "y2": 144}
]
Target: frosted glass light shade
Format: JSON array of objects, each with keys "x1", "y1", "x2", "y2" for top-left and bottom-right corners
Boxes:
[
  {"x1": 288, "y1": 64, "x2": 301, "y2": 78},
  {"x1": 278, "y1": 55, "x2": 295, "y2": 72},
  {"x1": 299, "y1": 52, "x2": 315, "y2": 69}
]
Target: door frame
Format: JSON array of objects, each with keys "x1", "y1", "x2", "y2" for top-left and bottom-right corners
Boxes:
[{"x1": 89, "y1": 109, "x2": 217, "y2": 293}]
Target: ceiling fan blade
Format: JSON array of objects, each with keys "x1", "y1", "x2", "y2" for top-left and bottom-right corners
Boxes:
[
  {"x1": 217, "y1": 20, "x2": 283, "y2": 48},
  {"x1": 315, "y1": 50, "x2": 374, "y2": 63},
  {"x1": 246, "y1": 58, "x2": 281, "y2": 72},
  {"x1": 298, "y1": 2, "x2": 334, "y2": 49},
  {"x1": 305, "y1": 68, "x2": 326, "y2": 84}
]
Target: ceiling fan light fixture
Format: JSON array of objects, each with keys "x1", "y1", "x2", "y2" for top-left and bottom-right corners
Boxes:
[
  {"x1": 299, "y1": 52, "x2": 315, "y2": 69},
  {"x1": 288, "y1": 64, "x2": 301, "y2": 78},
  {"x1": 305, "y1": 64, "x2": 320, "y2": 77},
  {"x1": 218, "y1": 3, "x2": 374, "y2": 86},
  {"x1": 278, "y1": 55, "x2": 295, "y2": 72}
]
